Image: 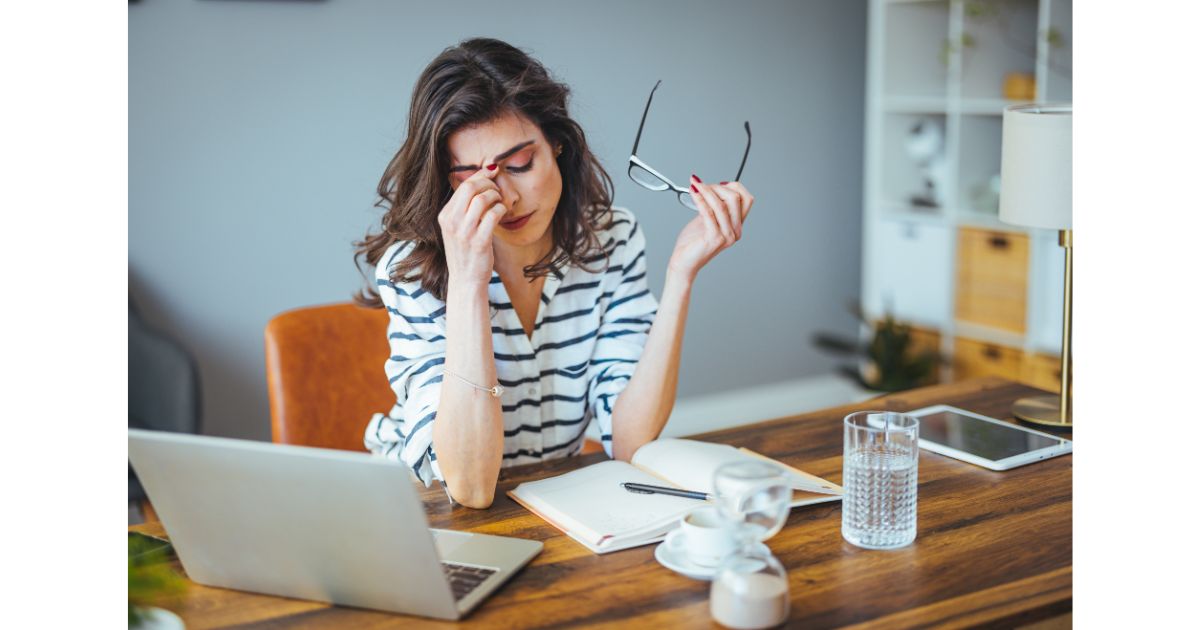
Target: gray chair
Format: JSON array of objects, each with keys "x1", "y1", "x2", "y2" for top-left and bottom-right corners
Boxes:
[{"x1": 129, "y1": 297, "x2": 201, "y2": 506}]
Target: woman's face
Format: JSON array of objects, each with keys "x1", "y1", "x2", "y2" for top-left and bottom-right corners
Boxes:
[{"x1": 446, "y1": 111, "x2": 563, "y2": 253}]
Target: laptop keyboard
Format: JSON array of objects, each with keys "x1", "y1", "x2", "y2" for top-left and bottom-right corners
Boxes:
[{"x1": 441, "y1": 562, "x2": 497, "y2": 601}]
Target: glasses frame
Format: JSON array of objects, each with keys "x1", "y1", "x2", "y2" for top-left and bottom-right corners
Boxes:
[{"x1": 628, "y1": 79, "x2": 752, "y2": 210}]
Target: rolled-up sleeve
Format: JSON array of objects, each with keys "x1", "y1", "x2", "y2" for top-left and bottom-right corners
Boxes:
[
  {"x1": 586, "y1": 213, "x2": 658, "y2": 457},
  {"x1": 363, "y1": 252, "x2": 447, "y2": 487}
]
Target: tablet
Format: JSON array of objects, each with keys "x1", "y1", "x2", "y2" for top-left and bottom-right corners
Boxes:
[{"x1": 907, "y1": 404, "x2": 1072, "y2": 471}]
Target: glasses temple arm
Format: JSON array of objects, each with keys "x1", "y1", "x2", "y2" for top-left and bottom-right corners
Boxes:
[
  {"x1": 631, "y1": 79, "x2": 662, "y2": 156},
  {"x1": 734, "y1": 121, "x2": 752, "y2": 182}
]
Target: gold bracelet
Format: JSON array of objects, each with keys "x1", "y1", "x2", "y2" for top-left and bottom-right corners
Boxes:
[{"x1": 445, "y1": 370, "x2": 504, "y2": 398}]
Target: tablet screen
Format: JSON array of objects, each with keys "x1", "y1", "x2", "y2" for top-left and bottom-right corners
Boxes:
[{"x1": 919, "y1": 411, "x2": 1066, "y2": 462}]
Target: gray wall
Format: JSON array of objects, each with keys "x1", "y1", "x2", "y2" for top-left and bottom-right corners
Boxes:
[{"x1": 129, "y1": 0, "x2": 866, "y2": 440}]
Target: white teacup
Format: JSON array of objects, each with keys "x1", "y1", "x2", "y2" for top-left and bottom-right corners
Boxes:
[{"x1": 666, "y1": 506, "x2": 738, "y2": 568}]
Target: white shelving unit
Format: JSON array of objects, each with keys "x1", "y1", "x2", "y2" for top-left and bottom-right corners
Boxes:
[{"x1": 861, "y1": 0, "x2": 1072, "y2": 377}]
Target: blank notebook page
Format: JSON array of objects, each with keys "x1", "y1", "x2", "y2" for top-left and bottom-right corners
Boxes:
[{"x1": 512, "y1": 460, "x2": 699, "y2": 545}]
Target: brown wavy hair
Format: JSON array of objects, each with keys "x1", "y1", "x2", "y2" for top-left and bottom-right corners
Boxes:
[{"x1": 354, "y1": 38, "x2": 615, "y2": 307}]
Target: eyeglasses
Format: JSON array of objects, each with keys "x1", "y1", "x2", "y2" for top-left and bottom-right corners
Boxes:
[{"x1": 628, "y1": 79, "x2": 752, "y2": 210}]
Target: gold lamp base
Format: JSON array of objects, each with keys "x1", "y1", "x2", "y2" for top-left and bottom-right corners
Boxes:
[
  {"x1": 1012, "y1": 229, "x2": 1073, "y2": 431},
  {"x1": 1012, "y1": 395, "x2": 1072, "y2": 429}
]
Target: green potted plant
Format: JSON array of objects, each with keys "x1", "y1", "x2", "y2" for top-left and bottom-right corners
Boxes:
[
  {"x1": 129, "y1": 533, "x2": 187, "y2": 628},
  {"x1": 812, "y1": 305, "x2": 942, "y2": 393}
]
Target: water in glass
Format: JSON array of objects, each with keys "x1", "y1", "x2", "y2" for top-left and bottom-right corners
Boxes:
[{"x1": 841, "y1": 411, "x2": 919, "y2": 550}]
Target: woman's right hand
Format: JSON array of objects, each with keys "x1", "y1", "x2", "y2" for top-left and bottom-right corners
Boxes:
[{"x1": 439, "y1": 165, "x2": 507, "y2": 288}]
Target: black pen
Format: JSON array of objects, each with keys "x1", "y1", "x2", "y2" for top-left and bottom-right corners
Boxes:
[{"x1": 621, "y1": 482, "x2": 710, "y2": 501}]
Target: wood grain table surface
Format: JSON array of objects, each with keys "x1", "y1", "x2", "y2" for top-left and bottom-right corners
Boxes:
[{"x1": 130, "y1": 377, "x2": 1072, "y2": 629}]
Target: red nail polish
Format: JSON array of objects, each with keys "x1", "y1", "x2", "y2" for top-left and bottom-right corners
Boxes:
[
  {"x1": 486, "y1": 164, "x2": 498, "y2": 171},
  {"x1": 691, "y1": 174, "x2": 702, "y2": 183},
  {"x1": 690, "y1": 184, "x2": 699, "y2": 193},
  {"x1": 720, "y1": 181, "x2": 729, "y2": 185}
]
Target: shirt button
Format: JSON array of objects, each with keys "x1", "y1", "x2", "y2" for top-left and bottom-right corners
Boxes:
[{"x1": 527, "y1": 387, "x2": 537, "y2": 397}]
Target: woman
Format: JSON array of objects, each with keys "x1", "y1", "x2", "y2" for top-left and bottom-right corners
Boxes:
[{"x1": 357, "y1": 38, "x2": 753, "y2": 509}]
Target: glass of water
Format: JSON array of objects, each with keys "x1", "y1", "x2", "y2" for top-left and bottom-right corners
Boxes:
[
  {"x1": 713, "y1": 461, "x2": 792, "y2": 547},
  {"x1": 842, "y1": 411, "x2": 920, "y2": 549}
]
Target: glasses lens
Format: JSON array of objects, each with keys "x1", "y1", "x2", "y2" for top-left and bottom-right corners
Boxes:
[
  {"x1": 679, "y1": 191, "x2": 698, "y2": 210},
  {"x1": 629, "y1": 164, "x2": 670, "y2": 191}
]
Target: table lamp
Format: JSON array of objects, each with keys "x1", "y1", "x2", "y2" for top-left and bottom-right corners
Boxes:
[{"x1": 999, "y1": 103, "x2": 1072, "y2": 428}]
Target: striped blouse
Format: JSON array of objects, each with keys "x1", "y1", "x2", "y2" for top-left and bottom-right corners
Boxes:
[{"x1": 363, "y1": 206, "x2": 657, "y2": 488}]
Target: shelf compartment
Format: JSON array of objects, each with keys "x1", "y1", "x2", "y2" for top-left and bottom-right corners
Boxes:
[
  {"x1": 953, "y1": 336, "x2": 1023, "y2": 382},
  {"x1": 883, "y1": 0, "x2": 951, "y2": 99},
  {"x1": 956, "y1": 114, "x2": 1003, "y2": 217},
  {"x1": 863, "y1": 217, "x2": 953, "y2": 329},
  {"x1": 959, "y1": 0, "x2": 1040, "y2": 100},
  {"x1": 954, "y1": 226, "x2": 1029, "y2": 334},
  {"x1": 881, "y1": 113, "x2": 949, "y2": 212},
  {"x1": 953, "y1": 335, "x2": 1062, "y2": 392}
]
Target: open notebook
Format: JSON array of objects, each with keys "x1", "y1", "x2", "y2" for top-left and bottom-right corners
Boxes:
[{"x1": 508, "y1": 438, "x2": 843, "y2": 554}]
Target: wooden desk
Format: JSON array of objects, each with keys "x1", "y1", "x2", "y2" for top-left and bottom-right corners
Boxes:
[{"x1": 131, "y1": 377, "x2": 1071, "y2": 628}]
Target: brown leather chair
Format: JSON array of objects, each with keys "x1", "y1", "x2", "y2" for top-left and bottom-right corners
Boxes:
[
  {"x1": 264, "y1": 301, "x2": 603, "y2": 454},
  {"x1": 265, "y1": 302, "x2": 393, "y2": 452}
]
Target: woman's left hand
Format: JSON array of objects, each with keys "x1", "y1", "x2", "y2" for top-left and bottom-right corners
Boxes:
[{"x1": 666, "y1": 176, "x2": 755, "y2": 282}]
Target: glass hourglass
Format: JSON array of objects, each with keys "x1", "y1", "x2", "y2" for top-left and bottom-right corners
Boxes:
[
  {"x1": 712, "y1": 461, "x2": 791, "y2": 545},
  {"x1": 709, "y1": 462, "x2": 792, "y2": 629}
]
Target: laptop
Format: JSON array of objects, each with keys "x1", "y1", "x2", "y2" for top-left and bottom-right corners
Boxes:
[{"x1": 128, "y1": 429, "x2": 542, "y2": 620}]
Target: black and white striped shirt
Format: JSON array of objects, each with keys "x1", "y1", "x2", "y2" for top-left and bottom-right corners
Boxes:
[{"x1": 364, "y1": 207, "x2": 657, "y2": 486}]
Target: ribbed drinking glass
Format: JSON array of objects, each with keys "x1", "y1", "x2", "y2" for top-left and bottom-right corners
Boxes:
[{"x1": 841, "y1": 411, "x2": 919, "y2": 549}]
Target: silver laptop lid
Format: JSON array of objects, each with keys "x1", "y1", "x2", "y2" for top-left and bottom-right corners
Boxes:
[{"x1": 128, "y1": 429, "x2": 460, "y2": 619}]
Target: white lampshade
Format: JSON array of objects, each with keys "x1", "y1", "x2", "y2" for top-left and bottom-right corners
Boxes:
[{"x1": 999, "y1": 104, "x2": 1072, "y2": 230}]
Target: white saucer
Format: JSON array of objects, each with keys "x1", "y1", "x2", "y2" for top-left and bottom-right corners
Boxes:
[{"x1": 654, "y1": 531, "x2": 720, "y2": 581}]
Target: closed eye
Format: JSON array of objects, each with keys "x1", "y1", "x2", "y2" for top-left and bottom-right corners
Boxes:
[{"x1": 507, "y1": 159, "x2": 533, "y2": 173}]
